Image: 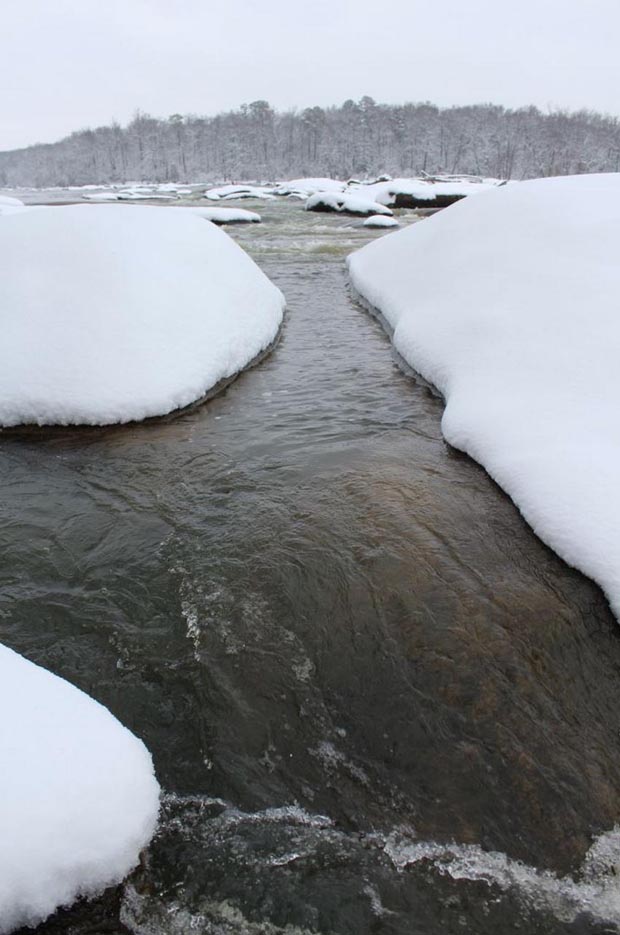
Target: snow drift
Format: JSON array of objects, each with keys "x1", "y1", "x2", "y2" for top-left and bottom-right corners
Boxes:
[
  {"x1": 347, "y1": 173, "x2": 620, "y2": 618},
  {"x1": 0, "y1": 644, "x2": 159, "y2": 933},
  {"x1": 0, "y1": 204, "x2": 284, "y2": 426}
]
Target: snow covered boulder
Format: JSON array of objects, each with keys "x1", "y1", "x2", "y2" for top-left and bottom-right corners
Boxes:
[
  {"x1": 0, "y1": 644, "x2": 159, "y2": 933},
  {"x1": 352, "y1": 176, "x2": 504, "y2": 209},
  {"x1": 363, "y1": 215, "x2": 399, "y2": 229},
  {"x1": 348, "y1": 173, "x2": 620, "y2": 619},
  {"x1": 274, "y1": 178, "x2": 346, "y2": 197},
  {"x1": 305, "y1": 192, "x2": 393, "y2": 217},
  {"x1": 0, "y1": 204, "x2": 284, "y2": 426},
  {"x1": 0, "y1": 195, "x2": 24, "y2": 207},
  {"x1": 204, "y1": 184, "x2": 275, "y2": 201},
  {"x1": 174, "y1": 206, "x2": 261, "y2": 224}
]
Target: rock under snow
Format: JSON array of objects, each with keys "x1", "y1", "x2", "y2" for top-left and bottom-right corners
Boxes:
[
  {"x1": 173, "y1": 206, "x2": 261, "y2": 224},
  {"x1": 274, "y1": 178, "x2": 346, "y2": 197},
  {"x1": 204, "y1": 184, "x2": 275, "y2": 201},
  {"x1": 305, "y1": 192, "x2": 393, "y2": 217},
  {"x1": 0, "y1": 204, "x2": 284, "y2": 426},
  {"x1": 347, "y1": 173, "x2": 620, "y2": 619},
  {"x1": 0, "y1": 195, "x2": 24, "y2": 207},
  {"x1": 0, "y1": 643, "x2": 159, "y2": 933},
  {"x1": 363, "y1": 215, "x2": 399, "y2": 228},
  {"x1": 351, "y1": 176, "x2": 504, "y2": 209}
]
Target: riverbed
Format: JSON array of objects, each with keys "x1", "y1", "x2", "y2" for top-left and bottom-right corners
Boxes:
[{"x1": 5, "y1": 199, "x2": 620, "y2": 934}]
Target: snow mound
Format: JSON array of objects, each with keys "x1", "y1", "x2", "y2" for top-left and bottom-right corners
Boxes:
[
  {"x1": 363, "y1": 215, "x2": 399, "y2": 228},
  {"x1": 0, "y1": 204, "x2": 284, "y2": 426},
  {"x1": 0, "y1": 643, "x2": 159, "y2": 933},
  {"x1": 204, "y1": 184, "x2": 275, "y2": 201},
  {"x1": 174, "y1": 206, "x2": 261, "y2": 224},
  {"x1": 0, "y1": 195, "x2": 24, "y2": 207},
  {"x1": 305, "y1": 192, "x2": 393, "y2": 217},
  {"x1": 347, "y1": 173, "x2": 620, "y2": 618}
]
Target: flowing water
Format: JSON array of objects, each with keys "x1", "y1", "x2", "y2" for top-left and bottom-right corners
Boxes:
[{"x1": 5, "y1": 199, "x2": 620, "y2": 934}]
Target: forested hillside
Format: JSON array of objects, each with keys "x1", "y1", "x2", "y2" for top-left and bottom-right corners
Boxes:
[{"x1": 2, "y1": 97, "x2": 620, "y2": 187}]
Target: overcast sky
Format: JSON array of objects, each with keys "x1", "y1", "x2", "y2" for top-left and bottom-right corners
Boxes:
[{"x1": 2, "y1": 0, "x2": 618, "y2": 150}]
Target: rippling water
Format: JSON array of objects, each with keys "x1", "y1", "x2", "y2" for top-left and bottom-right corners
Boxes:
[{"x1": 5, "y1": 199, "x2": 620, "y2": 934}]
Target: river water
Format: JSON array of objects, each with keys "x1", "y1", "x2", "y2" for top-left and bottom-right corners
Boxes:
[{"x1": 5, "y1": 199, "x2": 620, "y2": 934}]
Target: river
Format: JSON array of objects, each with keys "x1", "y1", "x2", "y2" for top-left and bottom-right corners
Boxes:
[{"x1": 4, "y1": 199, "x2": 620, "y2": 934}]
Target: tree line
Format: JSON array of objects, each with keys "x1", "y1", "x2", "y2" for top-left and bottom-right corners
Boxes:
[{"x1": 2, "y1": 97, "x2": 620, "y2": 187}]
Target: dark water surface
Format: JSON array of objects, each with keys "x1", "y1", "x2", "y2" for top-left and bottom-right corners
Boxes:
[{"x1": 5, "y1": 201, "x2": 620, "y2": 934}]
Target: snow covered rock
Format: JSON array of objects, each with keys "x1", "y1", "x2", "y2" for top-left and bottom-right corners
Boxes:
[
  {"x1": 0, "y1": 643, "x2": 159, "y2": 933},
  {"x1": 347, "y1": 173, "x2": 620, "y2": 619},
  {"x1": 305, "y1": 192, "x2": 393, "y2": 217},
  {"x1": 0, "y1": 195, "x2": 24, "y2": 207},
  {"x1": 82, "y1": 191, "x2": 120, "y2": 201},
  {"x1": 0, "y1": 204, "x2": 284, "y2": 426},
  {"x1": 352, "y1": 176, "x2": 504, "y2": 209},
  {"x1": 363, "y1": 215, "x2": 399, "y2": 229},
  {"x1": 204, "y1": 184, "x2": 275, "y2": 201},
  {"x1": 274, "y1": 178, "x2": 346, "y2": 197},
  {"x1": 174, "y1": 206, "x2": 261, "y2": 224}
]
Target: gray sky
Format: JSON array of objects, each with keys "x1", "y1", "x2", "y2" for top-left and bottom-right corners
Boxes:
[{"x1": 2, "y1": 0, "x2": 618, "y2": 150}]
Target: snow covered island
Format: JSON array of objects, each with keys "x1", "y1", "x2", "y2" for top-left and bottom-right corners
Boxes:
[
  {"x1": 348, "y1": 173, "x2": 620, "y2": 619},
  {"x1": 0, "y1": 204, "x2": 284, "y2": 426},
  {"x1": 0, "y1": 644, "x2": 159, "y2": 933}
]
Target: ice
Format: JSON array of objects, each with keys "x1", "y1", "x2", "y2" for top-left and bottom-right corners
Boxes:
[
  {"x1": 0, "y1": 204, "x2": 284, "y2": 426},
  {"x1": 0, "y1": 643, "x2": 159, "y2": 933},
  {"x1": 305, "y1": 192, "x2": 393, "y2": 217},
  {"x1": 363, "y1": 215, "x2": 399, "y2": 228},
  {"x1": 348, "y1": 173, "x2": 620, "y2": 618},
  {"x1": 173, "y1": 206, "x2": 261, "y2": 224}
]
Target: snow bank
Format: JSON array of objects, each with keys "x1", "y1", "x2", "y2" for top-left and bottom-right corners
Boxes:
[
  {"x1": 0, "y1": 204, "x2": 284, "y2": 426},
  {"x1": 351, "y1": 176, "x2": 504, "y2": 208},
  {"x1": 204, "y1": 184, "x2": 275, "y2": 201},
  {"x1": 347, "y1": 173, "x2": 620, "y2": 618},
  {"x1": 305, "y1": 192, "x2": 393, "y2": 217},
  {"x1": 363, "y1": 215, "x2": 399, "y2": 228},
  {"x1": 0, "y1": 195, "x2": 24, "y2": 207},
  {"x1": 0, "y1": 643, "x2": 159, "y2": 933},
  {"x1": 174, "y1": 206, "x2": 261, "y2": 224}
]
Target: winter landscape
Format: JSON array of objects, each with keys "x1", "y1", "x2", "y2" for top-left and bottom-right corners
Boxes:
[{"x1": 3, "y1": 1, "x2": 620, "y2": 934}]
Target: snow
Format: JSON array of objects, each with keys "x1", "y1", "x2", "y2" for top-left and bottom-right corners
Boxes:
[
  {"x1": 172, "y1": 206, "x2": 261, "y2": 224},
  {"x1": 0, "y1": 204, "x2": 284, "y2": 426},
  {"x1": 0, "y1": 195, "x2": 24, "y2": 207},
  {"x1": 204, "y1": 184, "x2": 275, "y2": 201},
  {"x1": 305, "y1": 192, "x2": 393, "y2": 217},
  {"x1": 363, "y1": 215, "x2": 399, "y2": 228},
  {"x1": 347, "y1": 173, "x2": 620, "y2": 619},
  {"x1": 0, "y1": 643, "x2": 159, "y2": 933}
]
